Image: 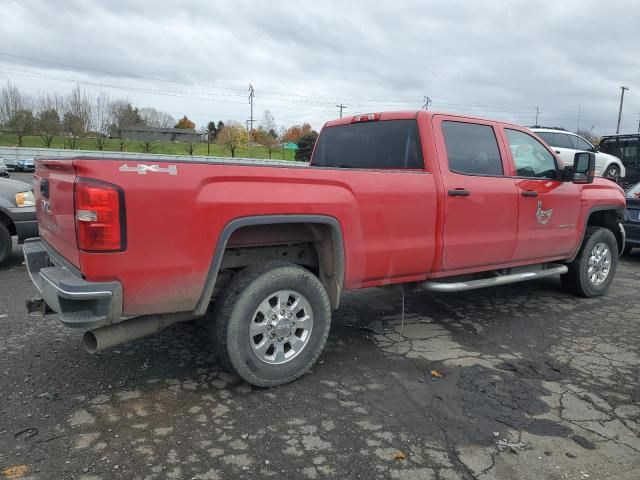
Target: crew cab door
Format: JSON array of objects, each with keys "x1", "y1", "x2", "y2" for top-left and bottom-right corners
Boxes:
[
  {"x1": 433, "y1": 117, "x2": 519, "y2": 271},
  {"x1": 502, "y1": 127, "x2": 581, "y2": 260}
]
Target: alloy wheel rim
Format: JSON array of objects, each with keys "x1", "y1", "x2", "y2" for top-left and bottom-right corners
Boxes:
[
  {"x1": 249, "y1": 290, "x2": 313, "y2": 364},
  {"x1": 587, "y1": 242, "x2": 612, "y2": 286}
]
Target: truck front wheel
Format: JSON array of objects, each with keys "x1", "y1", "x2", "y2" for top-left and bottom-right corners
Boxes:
[
  {"x1": 209, "y1": 261, "x2": 332, "y2": 387},
  {"x1": 561, "y1": 226, "x2": 618, "y2": 297}
]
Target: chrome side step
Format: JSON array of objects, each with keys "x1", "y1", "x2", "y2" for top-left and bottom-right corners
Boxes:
[{"x1": 419, "y1": 264, "x2": 568, "y2": 293}]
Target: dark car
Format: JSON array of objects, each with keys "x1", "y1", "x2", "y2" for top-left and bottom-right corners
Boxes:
[
  {"x1": 16, "y1": 158, "x2": 36, "y2": 172},
  {"x1": 622, "y1": 181, "x2": 640, "y2": 254},
  {"x1": 0, "y1": 159, "x2": 9, "y2": 178},
  {"x1": 0, "y1": 178, "x2": 38, "y2": 265},
  {"x1": 599, "y1": 134, "x2": 640, "y2": 188},
  {"x1": 3, "y1": 157, "x2": 18, "y2": 171}
]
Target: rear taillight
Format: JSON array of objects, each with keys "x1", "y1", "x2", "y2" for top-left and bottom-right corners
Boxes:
[{"x1": 74, "y1": 179, "x2": 126, "y2": 252}]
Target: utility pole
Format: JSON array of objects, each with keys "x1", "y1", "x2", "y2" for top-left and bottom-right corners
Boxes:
[
  {"x1": 616, "y1": 86, "x2": 629, "y2": 134},
  {"x1": 422, "y1": 96, "x2": 432, "y2": 110},
  {"x1": 577, "y1": 104, "x2": 581, "y2": 131},
  {"x1": 535, "y1": 107, "x2": 539, "y2": 126},
  {"x1": 336, "y1": 104, "x2": 347, "y2": 118},
  {"x1": 248, "y1": 84, "x2": 255, "y2": 140}
]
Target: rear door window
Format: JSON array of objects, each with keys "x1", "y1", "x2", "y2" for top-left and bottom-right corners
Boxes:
[
  {"x1": 553, "y1": 133, "x2": 576, "y2": 149},
  {"x1": 536, "y1": 131, "x2": 554, "y2": 146},
  {"x1": 575, "y1": 137, "x2": 593, "y2": 151},
  {"x1": 441, "y1": 121, "x2": 503, "y2": 176},
  {"x1": 311, "y1": 120, "x2": 423, "y2": 169}
]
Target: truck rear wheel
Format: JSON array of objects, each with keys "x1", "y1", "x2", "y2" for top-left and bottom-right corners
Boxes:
[
  {"x1": 561, "y1": 226, "x2": 618, "y2": 297},
  {"x1": 209, "y1": 261, "x2": 332, "y2": 387},
  {"x1": 0, "y1": 222, "x2": 12, "y2": 266}
]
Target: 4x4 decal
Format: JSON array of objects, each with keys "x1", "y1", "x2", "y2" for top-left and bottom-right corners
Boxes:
[{"x1": 119, "y1": 164, "x2": 177, "y2": 175}]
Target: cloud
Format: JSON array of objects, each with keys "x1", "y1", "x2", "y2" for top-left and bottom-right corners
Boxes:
[{"x1": 0, "y1": 0, "x2": 638, "y2": 132}]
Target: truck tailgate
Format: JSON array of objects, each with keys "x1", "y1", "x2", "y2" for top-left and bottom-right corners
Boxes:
[{"x1": 34, "y1": 159, "x2": 80, "y2": 267}]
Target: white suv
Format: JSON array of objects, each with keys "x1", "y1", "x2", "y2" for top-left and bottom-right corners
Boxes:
[{"x1": 531, "y1": 128, "x2": 625, "y2": 181}]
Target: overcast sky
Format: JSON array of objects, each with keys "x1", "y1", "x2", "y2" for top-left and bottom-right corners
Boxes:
[{"x1": 1, "y1": 0, "x2": 639, "y2": 134}]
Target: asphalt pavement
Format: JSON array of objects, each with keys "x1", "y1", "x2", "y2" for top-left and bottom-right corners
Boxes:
[{"x1": 1, "y1": 172, "x2": 639, "y2": 479}]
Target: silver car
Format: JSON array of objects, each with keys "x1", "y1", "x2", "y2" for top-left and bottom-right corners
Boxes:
[
  {"x1": 531, "y1": 128, "x2": 625, "y2": 181},
  {"x1": 0, "y1": 159, "x2": 9, "y2": 178}
]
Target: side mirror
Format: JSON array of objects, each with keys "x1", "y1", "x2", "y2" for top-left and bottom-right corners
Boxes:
[{"x1": 571, "y1": 152, "x2": 595, "y2": 184}]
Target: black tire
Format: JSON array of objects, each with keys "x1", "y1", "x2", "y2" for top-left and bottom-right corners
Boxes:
[
  {"x1": 604, "y1": 164, "x2": 620, "y2": 181},
  {"x1": 623, "y1": 244, "x2": 634, "y2": 256},
  {"x1": 561, "y1": 226, "x2": 618, "y2": 297},
  {"x1": 209, "y1": 260, "x2": 332, "y2": 387},
  {"x1": 0, "y1": 222, "x2": 12, "y2": 266}
]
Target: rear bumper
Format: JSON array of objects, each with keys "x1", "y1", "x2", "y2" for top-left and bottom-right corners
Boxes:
[{"x1": 23, "y1": 238, "x2": 122, "y2": 328}]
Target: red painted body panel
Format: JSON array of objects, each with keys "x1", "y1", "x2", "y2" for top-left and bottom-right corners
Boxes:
[{"x1": 32, "y1": 111, "x2": 626, "y2": 317}]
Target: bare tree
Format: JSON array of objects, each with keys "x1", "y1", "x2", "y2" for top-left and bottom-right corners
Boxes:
[
  {"x1": 141, "y1": 139, "x2": 156, "y2": 153},
  {"x1": 184, "y1": 142, "x2": 197, "y2": 155},
  {"x1": 66, "y1": 85, "x2": 92, "y2": 133},
  {"x1": 117, "y1": 135, "x2": 128, "y2": 152},
  {"x1": 91, "y1": 93, "x2": 113, "y2": 151},
  {"x1": 158, "y1": 112, "x2": 176, "y2": 128},
  {"x1": 257, "y1": 110, "x2": 278, "y2": 158},
  {"x1": 576, "y1": 127, "x2": 598, "y2": 145},
  {"x1": 0, "y1": 81, "x2": 26, "y2": 126},
  {"x1": 0, "y1": 82, "x2": 35, "y2": 145},
  {"x1": 60, "y1": 85, "x2": 91, "y2": 148},
  {"x1": 139, "y1": 107, "x2": 175, "y2": 129}
]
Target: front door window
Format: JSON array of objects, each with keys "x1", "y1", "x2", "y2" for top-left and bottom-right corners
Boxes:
[{"x1": 506, "y1": 129, "x2": 558, "y2": 179}]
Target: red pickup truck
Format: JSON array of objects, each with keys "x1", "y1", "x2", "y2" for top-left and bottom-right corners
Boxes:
[{"x1": 24, "y1": 111, "x2": 626, "y2": 386}]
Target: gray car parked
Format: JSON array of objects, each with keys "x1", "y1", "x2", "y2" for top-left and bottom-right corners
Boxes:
[
  {"x1": 0, "y1": 159, "x2": 9, "y2": 178},
  {"x1": 0, "y1": 178, "x2": 38, "y2": 265}
]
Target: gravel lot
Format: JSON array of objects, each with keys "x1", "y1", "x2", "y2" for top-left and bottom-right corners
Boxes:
[{"x1": 1, "y1": 172, "x2": 639, "y2": 479}]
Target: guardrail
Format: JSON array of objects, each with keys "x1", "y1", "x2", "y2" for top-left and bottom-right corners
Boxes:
[{"x1": 0, "y1": 145, "x2": 303, "y2": 167}]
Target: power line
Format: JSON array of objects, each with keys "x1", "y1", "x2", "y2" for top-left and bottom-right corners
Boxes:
[
  {"x1": 0, "y1": 51, "x2": 421, "y2": 104},
  {"x1": 336, "y1": 104, "x2": 347, "y2": 118}
]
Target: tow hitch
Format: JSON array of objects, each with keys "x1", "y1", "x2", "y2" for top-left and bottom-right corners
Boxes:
[{"x1": 26, "y1": 296, "x2": 54, "y2": 315}]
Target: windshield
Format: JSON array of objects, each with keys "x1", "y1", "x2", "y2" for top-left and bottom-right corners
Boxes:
[
  {"x1": 311, "y1": 119, "x2": 423, "y2": 169},
  {"x1": 625, "y1": 182, "x2": 640, "y2": 198}
]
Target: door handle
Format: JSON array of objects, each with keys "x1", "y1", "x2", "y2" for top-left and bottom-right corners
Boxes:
[
  {"x1": 555, "y1": 150, "x2": 561, "y2": 154},
  {"x1": 521, "y1": 190, "x2": 538, "y2": 197},
  {"x1": 448, "y1": 188, "x2": 470, "y2": 197}
]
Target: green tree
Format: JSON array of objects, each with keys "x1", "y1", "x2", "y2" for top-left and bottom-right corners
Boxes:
[
  {"x1": 255, "y1": 126, "x2": 278, "y2": 159},
  {"x1": 295, "y1": 131, "x2": 318, "y2": 162},
  {"x1": 206, "y1": 121, "x2": 218, "y2": 140},
  {"x1": 216, "y1": 121, "x2": 248, "y2": 157},
  {"x1": 63, "y1": 111, "x2": 84, "y2": 149},
  {"x1": 37, "y1": 109, "x2": 60, "y2": 148},
  {"x1": 8, "y1": 109, "x2": 35, "y2": 147}
]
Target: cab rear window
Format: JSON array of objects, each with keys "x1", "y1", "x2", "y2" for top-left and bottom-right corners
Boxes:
[{"x1": 311, "y1": 120, "x2": 424, "y2": 169}]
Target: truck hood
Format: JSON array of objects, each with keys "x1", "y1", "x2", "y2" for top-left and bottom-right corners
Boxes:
[{"x1": 0, "y1": 177, "x2": 33, "y2": 197}]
